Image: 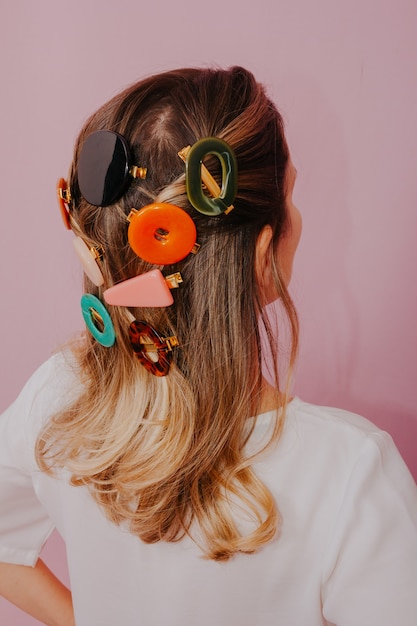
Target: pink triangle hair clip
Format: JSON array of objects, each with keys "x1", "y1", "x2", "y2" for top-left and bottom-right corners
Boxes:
[{"x1": 103, "y1": 269, "x2": 183, "y2": 308}]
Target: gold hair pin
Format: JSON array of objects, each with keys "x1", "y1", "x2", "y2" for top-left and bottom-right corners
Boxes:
[{"x1": 129, "y1": 165, "x2": 147, "y2": 179}]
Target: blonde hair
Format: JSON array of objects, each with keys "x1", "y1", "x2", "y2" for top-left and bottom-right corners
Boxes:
[{"x1": 36, "y1": 67, "x2": 298, "y2": 560}]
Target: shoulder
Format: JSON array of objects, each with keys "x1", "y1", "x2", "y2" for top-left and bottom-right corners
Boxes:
[
  {"x1": 286, "y1": 400, "x2": 416, "y2": 514},
  {"x1": 288, "y1": 396, "x2": 383, "y2": 435},
  {"x1": 13, "y1": 350, "x2": 82, "y2": 417},
  {"x1": 0, "y1": 349, "x2": 83, "y2": 467},
  {"x1": 255, "y1": 397, "x2": 416, "y2": 500},
  {"x1": 285, "y1": 397, "x2": 392, "y2": 457},
  {"x1": 286, "y1": 398, "x2": 415, "y2": 487},
  {"x1": 256, "y1": 396, "x2": 391, "y2": 461},
  {"x1": 32, "y1": 349, "x2": 82, "y2": 396},
  {"x1": 255, "y1": 399, "x2": 417, "y2": 571}
]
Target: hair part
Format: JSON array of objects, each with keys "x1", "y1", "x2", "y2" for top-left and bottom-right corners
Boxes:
[{"x1": 36, "y1": 66, "x2": 299, "y2": 560}]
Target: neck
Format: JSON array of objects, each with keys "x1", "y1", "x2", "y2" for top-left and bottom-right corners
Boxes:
[{"x1": 259, "y1": 377, "x2": 289, "y2": 414}]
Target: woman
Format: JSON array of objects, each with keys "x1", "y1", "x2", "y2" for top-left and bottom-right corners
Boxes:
[{"x1": 0, "y1": 66, "x2": 416, "y2": 626}]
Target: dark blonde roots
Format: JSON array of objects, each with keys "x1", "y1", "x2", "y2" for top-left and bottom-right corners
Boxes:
[{"x1": 36, "y1": 67, "x2": 298, "y2": 560}]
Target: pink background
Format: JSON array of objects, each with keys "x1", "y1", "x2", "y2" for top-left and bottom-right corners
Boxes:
[{"x1": 1, "y1": 1, "x2": 416, "y2": 623}]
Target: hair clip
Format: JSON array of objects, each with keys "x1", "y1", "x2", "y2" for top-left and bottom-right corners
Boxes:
[
  {"x1": 127, "y1": 203, "x2": 197, "y2": 265},
  {"x1": 57, "y1": 178, "x2": 72, "y2": 229},
  {"x1": 178, "y1": 137, "x2": 237, "y2": 216},
  {"x1": 73, "y1": 237, "x2": 105, "y2": 287},
  {"x1": 103, "y1": 269, "x2": 183, "y2": 308},
  {"x1": 81, "y1": 294, "x2": 116, "y2": 347},
  {"x1": 129, "y1": 320, "x2": 178, "y2": 376},
  {"x1": 77, "y1": 130, "x2": 147, "y2": 207}
]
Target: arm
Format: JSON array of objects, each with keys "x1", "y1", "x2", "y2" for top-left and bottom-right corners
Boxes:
[
  {"x1": 0, "y1": 559, "x2": 75, "y2": 626},
  {"x1": 0, "y1": 359, "x2": 74, "y2": 624}
]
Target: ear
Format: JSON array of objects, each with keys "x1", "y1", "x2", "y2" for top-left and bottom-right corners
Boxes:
[{"x1": 255, "y1": 225, "x2": 274, "y2": 301}]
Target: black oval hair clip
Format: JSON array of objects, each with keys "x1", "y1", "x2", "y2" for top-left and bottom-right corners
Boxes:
[{"x1": 77, "y1": 130, "x2": 147, "y2": 207}]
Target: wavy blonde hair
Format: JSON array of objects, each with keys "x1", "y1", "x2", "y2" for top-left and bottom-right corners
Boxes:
[{"x1": 36, "y1": 67, "x2": 298, "y2": 560}]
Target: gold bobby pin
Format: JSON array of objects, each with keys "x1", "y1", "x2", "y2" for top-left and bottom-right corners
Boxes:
[
  {"x1": 58, "y1": 187, "x2": 71, "y2": 204},
  {"x1": 178, "y1": 146, "x2": 234, "y2": 215},
  {"x1": 129, "y1": 165, "x2": 147, "y2": 179},
  {"x1": 165, "y1": 272, "x2": 183, "y2": 289},
  {"x1": 89, "y1": 308, "x2": 105, "y2": 332},
  {"x1": 164, "y1": 336, "x2": 180, "y2": 350},
  {"x1": 90, "y1": 245, "x2": 104, "y2": 260},
  {"x1": 139, "y1": 334, "x2": 179, "y2": 352}
]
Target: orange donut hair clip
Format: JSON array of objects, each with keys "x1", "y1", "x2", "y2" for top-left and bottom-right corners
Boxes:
[
  {"x1": 57, "y1": 178, "x2": 72, "y2": 229},
  {"x1": 103, "y1": 269, "x2": 183, "y2": 308},
  {"x1": 128, "y1": 203, "x2": 197, "y2": 265}
]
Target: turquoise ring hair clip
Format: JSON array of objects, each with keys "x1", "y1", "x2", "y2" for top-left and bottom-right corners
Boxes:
[{"x1": 81, "y1": 294, "x2": 116, "y2": 347}]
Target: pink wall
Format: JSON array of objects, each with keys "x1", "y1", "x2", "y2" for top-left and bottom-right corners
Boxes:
[{"x1": 1, "y1": 0, "x2": 416, "y2": 623}]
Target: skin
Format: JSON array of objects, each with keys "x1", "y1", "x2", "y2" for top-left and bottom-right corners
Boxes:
[
  {"x1": 278, "y1": 160, "x2": 302, "y2": 286},
  {"x1": 0, "y1": 559, "x2": 75, "y2": 626},
  {"x1": 256, "y1": 159, "x2": 302, "y2": 299},
  {"x1": 0, "y1": 162, "x2": 301, "y2": 625},
  {"x1": 257, "y1": 159, "x2": 302, "y2": 413}
]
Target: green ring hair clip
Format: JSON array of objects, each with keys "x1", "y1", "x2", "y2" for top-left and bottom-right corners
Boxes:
[{"x1": 179, "y1": 137, "x2": 238, "y2": 216}]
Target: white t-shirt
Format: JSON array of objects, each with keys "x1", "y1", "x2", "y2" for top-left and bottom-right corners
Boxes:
[{"x1": 1, "y1": 352, "x2": 416, "y2": 626}]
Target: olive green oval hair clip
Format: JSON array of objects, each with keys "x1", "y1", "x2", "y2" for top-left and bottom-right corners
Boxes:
[{"x1": 178, "y1": 137, "x2": 238, "y2": 216}]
